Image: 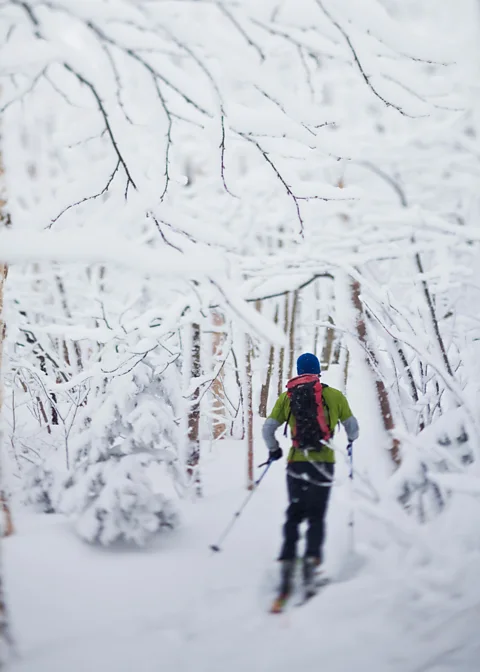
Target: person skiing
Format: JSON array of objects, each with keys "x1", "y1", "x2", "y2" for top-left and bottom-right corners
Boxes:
[{"x1": 262, "y1": 352, "x2": 359, "y2": 601}]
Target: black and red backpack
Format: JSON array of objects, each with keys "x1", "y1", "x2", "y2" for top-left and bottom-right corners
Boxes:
[{"x1": 284, "y1": 374, "x2": 331, "y2": 450}]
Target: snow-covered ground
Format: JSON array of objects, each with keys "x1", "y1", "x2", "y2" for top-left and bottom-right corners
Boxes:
[{"x1": 5, "y1": 368, "x2": 480, "y2": 672}]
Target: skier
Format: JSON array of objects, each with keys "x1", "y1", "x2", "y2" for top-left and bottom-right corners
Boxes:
[{"x1": 262, "y1": 352, "x2": 359, "y2": 603}]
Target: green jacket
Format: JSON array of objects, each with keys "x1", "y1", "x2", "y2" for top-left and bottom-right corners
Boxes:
[{"x1": 267, "y1": 386, "x2": 355, "y2": 463}]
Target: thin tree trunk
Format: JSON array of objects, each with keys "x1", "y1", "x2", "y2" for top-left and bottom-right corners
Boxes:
[
  {"x1": 0, "y1": 146, "x2": 13, "y2": 537},
  {"x1": 259, "y1": 304, "x2": 278, "y2": 417},
  {"x1": 55, "y1": 273, "x2": 83, "y2": 373},
  {"x1": 343, "y1": 348, "x2": 350, "y2": 391},
  {"x1": 0, "y1": 135, "x2": 14, "y2": 663},
  {"x1": 414, "y1": 251, "x2": 453, "y2": 378},
  {"x1": 18, "y1": 325, "x2": 56, "y2": 432},
  {"x1": 187, "y1": 323, "x2": 202, "y2": 495},
  {"x1": 211, "y1": 310, "x2": 227, "y2": 439},
  {"x1": 332, "y1": 333, "x2": 342, "y2": 365},
  {"x1": 287, "y1": 289, "x2": 300, "y2": 380},
  {"x1": 245, "y1": 335, "x2": 254, "y2": 490},
  {"x1": 230, "y1": 344, "x2": 244, "y2": 439},
  {"x1": 337, "y1": 175, "x2": 400, "y2": 465},
  {"x1": 277, "y1": 293, "x2": 289, "y2": 394},
  {"x1": 0, "y1": 265, "x2": 13, "y2": 537},
  {"x1": 321, "y1": 317, "x2": 336, "y2": 370},
  {"x1": 392, "y1": 334, "x2": 425, "y2": 431},
  {"x1": 313, "y1": 280, "x2": 321, "y2": 356},
  {"x1": 351, "y1": 279, "x2": 401, "y2": 466}
]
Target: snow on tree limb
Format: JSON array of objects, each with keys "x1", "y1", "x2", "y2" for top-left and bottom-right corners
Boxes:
[
  {"x1": 1, "y1": 0, "x2": 446, "y2": 232},
  {"x1": 0, "y1": 230, "x2": 222, "y2": 276}
]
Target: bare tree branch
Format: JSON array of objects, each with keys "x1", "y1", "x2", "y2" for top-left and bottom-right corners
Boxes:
[
  {"x1": 220, "y1": 115, "x2": 237, "y2": 197},
  {"x1": 216, "y1": 3, "x2": 266, "y2": 62},
  {"x1": 315, "y1": 0, "x2": 421, "y2": 118},
  {"x1": 245, "y1": 273, "x2": 334, "y2": 302}
]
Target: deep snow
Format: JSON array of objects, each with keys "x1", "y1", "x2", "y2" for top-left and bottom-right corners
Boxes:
[{"x1": 4, "y1": 366, "x2": 480, "y2": 672}]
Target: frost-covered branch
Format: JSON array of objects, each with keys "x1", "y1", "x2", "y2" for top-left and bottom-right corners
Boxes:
[{"x1": 315, "y1": 0, "x2": 421, "y2": 117}]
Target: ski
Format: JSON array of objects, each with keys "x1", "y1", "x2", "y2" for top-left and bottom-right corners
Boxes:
[
  {"x1": 269, "y1": 560, "x2": 331, "y2": 613},
  {"x1": 269, "y1": 593, "x2": 291, "y2": 614},
  {"x1": 295, "y1": 577, "x2": 330, "y2": 607},
  {"x1": 269, "y1": 559, "x2": 296, "y2": 613}
]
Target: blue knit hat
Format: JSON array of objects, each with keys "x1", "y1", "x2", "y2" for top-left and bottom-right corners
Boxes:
[{"x1": 297, "y1": 353, "x2": 321, "y2": 375}]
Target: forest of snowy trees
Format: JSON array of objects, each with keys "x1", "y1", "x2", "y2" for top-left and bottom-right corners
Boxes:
[{"x1": 1, "y1": 0, "x2": 480, "y2": 669}]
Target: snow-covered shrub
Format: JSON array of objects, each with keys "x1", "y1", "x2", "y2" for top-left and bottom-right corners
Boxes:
[
  {"x1": 396, "y1": 459, "x2": 445, "y2": 524},
  {"x1": 62, "y1": 453, "x2": 179, "y2": 545},
  {"x1": 60, "y1": 359, "x2": 185, "y2": 545},
  {"x1": 392, "y1": 408, "x2": 479, "y2": 523}
]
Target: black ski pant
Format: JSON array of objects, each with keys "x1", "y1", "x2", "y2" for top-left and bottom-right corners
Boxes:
[{"x1": 278, "y1": 461, "x2": 334, "y2": 562}]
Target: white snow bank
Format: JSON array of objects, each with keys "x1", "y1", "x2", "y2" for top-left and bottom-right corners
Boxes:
[{"x1": 5, "y1": 438, "x2": 480, "y2": 672}]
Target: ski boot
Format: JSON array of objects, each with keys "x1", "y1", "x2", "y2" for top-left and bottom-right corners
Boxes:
[
  {"x1": 270, "y1": 559, "x2": 295, "y2": 613},
  {"x1": 302, "y1": 556, "x2": 320, "y2": 600}
]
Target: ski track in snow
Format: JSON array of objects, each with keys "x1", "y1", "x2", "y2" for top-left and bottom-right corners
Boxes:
[{"x1": 5, "y1": 423, "x2": 480, "y2": 672}]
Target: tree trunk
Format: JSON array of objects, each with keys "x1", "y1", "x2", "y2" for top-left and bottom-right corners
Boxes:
[
  {"x1": 259, "y1": 304, "x2": 278, "y2": 417},
  {"x1": 277, "y1": 293, "x2": 289, "y2": 395},
  {"x1": 343, "y1": 348, "x2": 350, "y2": 391},
  {"x1": 0, "y1": 136, "x2": 14, "y2": 663},
  {"x1": 313, "y1": 279, "x2": 321, "y2": 357},
  {"x1": 211, "y1": 310, "x2": 227, "y2": 440},
  {"x1": 351, "y1": 279, "x2": 401, "y2": 466},
  {"x1": 0, "y1": 143, "x2": 13, "y2": 537},
  {"x1": 0, "y1": 264, "x2": 13, "y2": 537},
  {"x1": 56, "y1": 273, "x2": 83, "y2": 370},
  {"x1": 287, "y1": 289, "x2": 300, "y2": 380},
  {"x1": 245, "y1": 335, "x2": 254, "y2": 490},
  {"x1": 336, "y1": 177, "x2": 400, "y2": 465},
  {"x1": 187, "y1": 322, "x2": 202, "y2": 495},
  {"x1": 321, "y1": 316, "x2": 336, "y2": 370},
  {"x1": 414, "y1": 250, "x2": 453, "y2": 378}
]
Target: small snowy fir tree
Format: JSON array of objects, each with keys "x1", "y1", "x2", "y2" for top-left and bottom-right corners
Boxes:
[{"x1": 61, "y1": 361, "x2": 183, "y2": 545}]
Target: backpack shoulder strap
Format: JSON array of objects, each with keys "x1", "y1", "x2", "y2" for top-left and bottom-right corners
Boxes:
[
  {"x1": 322, "y1": 393, "x2": 330, "y2": 428},
  {"x1": 283, "y1": 410, "x2": 291, "y2": 437}
]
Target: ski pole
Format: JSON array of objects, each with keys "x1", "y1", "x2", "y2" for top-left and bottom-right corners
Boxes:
[
  {"x1": 346, "y1": 442, "x2": 354, "y2": 547},
  {"x1": 347, "y1": 442, "x2": 353, "y2": 480},
  {"x1": 210, "y1": 461, "x2": 272, "y2": 553}
]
